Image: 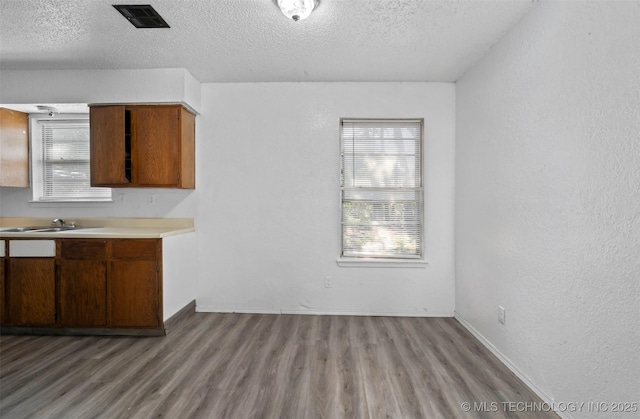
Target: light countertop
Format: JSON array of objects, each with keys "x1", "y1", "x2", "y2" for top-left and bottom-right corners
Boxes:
[{"x1": 0, "y1": 217, "x2": 194, "y2": 239}]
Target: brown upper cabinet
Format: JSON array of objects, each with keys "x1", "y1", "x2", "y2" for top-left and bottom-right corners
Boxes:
[
  {"x1": 0, "y1": 107, "x2": 30, "y2": 188},
  {"x1": 90, "y1": 104, "x2": 195, "y2": 188}
]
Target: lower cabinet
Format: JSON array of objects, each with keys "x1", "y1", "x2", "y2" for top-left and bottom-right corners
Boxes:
[
  {"x1": 0, "y1": 241, "x2": 5, "y2": 324},
  {"x1": 7, "y1": 258, "x2": 56, "y2": 326},
  {"x1": 59, "y1": 240, "x2": 108, "y2": 327},
  {"x1": 1, "y1": 238, "x2": 163, "y2": 334},
  {"x1": 4, "y1": 240, "x2": 57, "y2": 327},
  {"x1": 109, "y1": 239, "x2": 160, "y2": 328}
]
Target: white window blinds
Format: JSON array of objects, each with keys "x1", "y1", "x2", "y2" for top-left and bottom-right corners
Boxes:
[
  {"x1": 39, "y1": 120, "x2": 111, "y2": 201},
  {"x1": 341, "y1": 119, "x2": 423, "y2": 258}
]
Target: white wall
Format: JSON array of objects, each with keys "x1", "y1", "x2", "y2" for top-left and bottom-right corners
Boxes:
[
  {"x1": 0, "y1": 68, "x2": 201, "y2": 112},
  {"x1": 196, "y1": 82, "x2": 456, "y2": 316},
  {"x1": 0, "y1": 186, "x2": 196, "y2": 219},
  {"x1": 0, "y1": 71, "x2": 455, "y2": 316},
  {"x1": 456, "y1": 1, "x2": 640, "y2": 416},
  {"x1": 163, "y1": 232, "x2": 198, "y2": 321}
]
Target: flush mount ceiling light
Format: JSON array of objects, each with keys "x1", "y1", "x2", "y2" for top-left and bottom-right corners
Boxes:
[
  {"x1": 113, "y1": 4, "x2": 170, "y2": 28},
  {"x1": 276, "y1": 0, "x2": 317, "y2": 22}
]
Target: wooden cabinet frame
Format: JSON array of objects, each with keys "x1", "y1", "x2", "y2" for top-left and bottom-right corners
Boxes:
[
  {"x1": 90, "y1": 104, "x2": 195, "y2": 188},
  {"x1": 0, "y1": 108, "x2": 30, "y2": 187},
  {"x1": 0, "y1": 238, "x2": 164, "y2": 335}
]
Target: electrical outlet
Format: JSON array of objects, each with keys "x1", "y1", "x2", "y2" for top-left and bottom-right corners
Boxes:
[
  {"x1": 498, "y1": 306, "x2": 506, "y2": 325},
  {"x1": 147, "y1": 193, "x2": 156, "y2": 205},
  {"x1": 324, "y1": 276, "x2": 332, "y2": 288}
]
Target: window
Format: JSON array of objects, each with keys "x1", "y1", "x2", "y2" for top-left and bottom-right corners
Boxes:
[
  {"x1": 32, "y1": 117, "x2": 111, "y2": 202},
  {"x1": 340, "y1": 119, "x2": 423, "y2": 259}
]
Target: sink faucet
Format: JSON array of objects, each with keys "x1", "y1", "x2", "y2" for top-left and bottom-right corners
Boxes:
[{"x1": 51, "y1": 218, "x2": 65, "y2": 227}]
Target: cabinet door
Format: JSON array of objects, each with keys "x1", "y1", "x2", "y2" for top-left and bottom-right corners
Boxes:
[
  {"x1": 179, "y1": 107, "x2": 195, "y2": 188},
  {"x1": 90, "y1": 105, "x2": 127, "y2": 186},
  {"x1": 0, "y1": 257, "x2": 5, "y2": 325},
  {"x1": 109, "y1": 239, "x2": 161, "y2": 328},
  {"x1": 0, "y1": 108, "x2": 30, "y2": 187},
  {"x1": 59, "y1": 240, "x2": 108, "y2": 327},
  {"x1": 133, "y1": 106, "x2": 180, "y2": 186},
  {"x1": 6, "y1": 258, "x2": 56, "y2": 326}
]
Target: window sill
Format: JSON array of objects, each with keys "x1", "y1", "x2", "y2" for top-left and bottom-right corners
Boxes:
[
  {"x1": 28, "y1": 200, "x2": 114, "y2": 207},
  {"x1": 337, "y1": 257, "x2": 429, "y2": 268}
]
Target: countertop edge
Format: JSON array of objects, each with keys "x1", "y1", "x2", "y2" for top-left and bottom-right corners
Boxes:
[
  {"x1": 0, "y1": 227, "x2": 195, "y2": 239},
  {"x1": 0, "y1": 217, "x2": 195, "y2": 239}
]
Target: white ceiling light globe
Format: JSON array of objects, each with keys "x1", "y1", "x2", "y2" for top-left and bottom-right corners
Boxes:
[{"x1": 277, "y1": 0, "x2": 316, "y2": 21}]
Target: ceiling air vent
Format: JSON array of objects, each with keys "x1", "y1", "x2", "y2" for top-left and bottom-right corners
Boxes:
[{"x1": 113, "y1": 4, "x2": 170, "y2": 28}]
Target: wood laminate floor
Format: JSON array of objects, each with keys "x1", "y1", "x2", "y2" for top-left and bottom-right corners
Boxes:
[{"x1": 0, "y1": 311, "x2": 558, "y2": 419}]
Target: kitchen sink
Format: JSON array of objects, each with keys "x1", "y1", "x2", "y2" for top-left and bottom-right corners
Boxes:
[
  {"x1": 36, "y1": 227, "x2": 82, "y2": 232},
  {"x1": 1, "y1": 226, "x2": 49, "y2": 232},
  {"x1": 1, "y1": 226, "x2": 82, "y2": 233}
]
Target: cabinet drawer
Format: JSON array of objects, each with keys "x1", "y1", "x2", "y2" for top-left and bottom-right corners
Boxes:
[
  {"x1": 9, "y1": 240, "x2": 55, "y2": 257},
  {"x1": 111, "y1": 239, "x2": 159, "y2": 260},
  {"x1": 61, "y1": 240, "x2": 107, "y2": 260}
]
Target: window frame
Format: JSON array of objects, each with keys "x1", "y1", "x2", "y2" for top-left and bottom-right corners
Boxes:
[
  {"x1": 338, "y1": 118, "x2": 427, "y2": 266},
  {"x1": 30, "y1": 114, "x2": 112, "y2": 203}
]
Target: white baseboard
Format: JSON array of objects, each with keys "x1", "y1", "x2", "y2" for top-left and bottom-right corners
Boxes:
[
  {"x1": 281, "y1": 308, "x2": 454, "y2": 317},
  {"x1": 454, "y1": 312, "x2": 574, "y2": 419},
  {"x1": 196, "y1": 305, "x2": 453, "y2": 318},
  {"x1": 196, "y1": 306, "x2": 282, "y2": 315}
]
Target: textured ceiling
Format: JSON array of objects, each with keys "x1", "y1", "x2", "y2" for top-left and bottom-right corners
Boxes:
[{"x1": 0, "y1": 0, "x2": 534, "y2": 83}]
